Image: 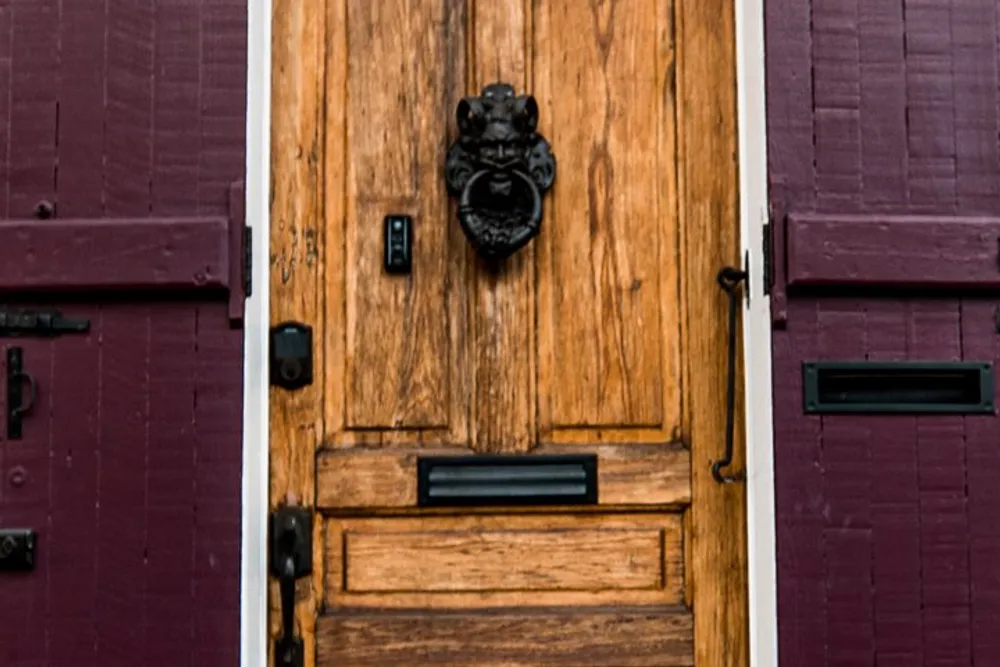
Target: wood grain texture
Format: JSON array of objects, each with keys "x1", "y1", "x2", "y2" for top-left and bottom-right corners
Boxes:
[
  {"x1": 785, "y1": 213, "x2": 1000, "y2": 291},
  {"x1": 269, "y1": 2, "x2": 327, "y2": 666},
  {"x1": 677, "y1": 0, "x2": 749, "y2": 666},
  {"x1": 534, "y1": 0, "x2": 680, "y2": 443},
  {"x1": 316, "y1": 443, "x2": 691, "y2": 508},
  {"x1": 323, "y1": 0, "x2": 470, "y2": 447},
  {"x1": 272, "y1": 1, "x2": 747, "y2": 665},
  {"x1": 468, "y1": 0, "x2": 536, "y2": 453},
  {"x1": 316, "y1": 608, "x2": 694, "y2": 666},
  {"x1": 325, "y1": 514, "x2": 684, "y2": 609}
]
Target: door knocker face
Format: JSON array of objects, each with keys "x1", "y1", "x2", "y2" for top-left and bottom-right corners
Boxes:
[{"x1": 445, "y1": 82, "x2": 556, "y2": 262}]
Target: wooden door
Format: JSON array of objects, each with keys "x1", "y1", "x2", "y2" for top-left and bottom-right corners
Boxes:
[{"x1": 270, "y1": 1, "x2": 746, "y2": 665}]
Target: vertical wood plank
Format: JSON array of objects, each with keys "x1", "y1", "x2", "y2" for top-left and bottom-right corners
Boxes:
[
  {"x1": 57, "y1": 0, "x2": 108, "y2": 218},
  {"x1": 952, "y1": 0, "x2": 999, "y2": 212},
  {"x1": 152, "y1": 0, "x2": 202, "y2": 216},
  {"x1": 468, "y1": 0, "x2": 535, "y2": 453},
  {"x1": 192, "y1": 306, "x2": 244, "y2": 666},
  {"x1": 772, "y1": 302, "x2": 827, "y2": 666},
  {"x1": 104, "y1": 0, "x2": 154, "y2": 216},
  {"x1": 812, "y1": 0, "x2": 861, "y2": 211},
  {"x1": 144, "y1": 307, "x2": 198, "y2": 667},
  {"x1": 859, "y1": 0, "x2": 908, "y2": 208},
  {"x1": 533, "y1": 0, "x2": 680, "y2": 443},
  {"x1": 5, "y1": 0, "x2": 58, "y2": 218},
  {"x1": 677, "y1": 0, "x2": 748, "y2": 665},
  {"x1": 0, "y1": 1, "x2": 10, "y2": 217},
  {"x1": 866, "y1": 303, "x2": 923, "y2": 665},
  {"x1": 198, "y1": 1, "x2": 247, "y2": 216},
  {"x1": 908, "y1": 303, "x2": 971, "y2": 666},
  {"x1": 96, "y1": 305, "x2": 152, "y2": 661},
  {"x1": 904, "y1": 0, "x2": 957, "y2": 210},
  {"x1": 960, "y1": 301, "x2": 1000, "y2": 663},
  {"x1": 816, "y1": 303, "x2": 873, "y2": 665},
  {"x1": 326, "y1": 0, "x2": 468, "y2": 438},
  {"x1": 45, "y1": 313, "x2": 101, "y2": 665},
  {"x1": 270, "y1": 2, "x2": 326, "y2": 666}
]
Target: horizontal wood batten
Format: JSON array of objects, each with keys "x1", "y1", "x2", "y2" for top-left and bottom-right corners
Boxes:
[
  {"x1": 786, "y1": 213, "x2": 1000, "y2": 290},
  {"x1": 316, "y1": 607, "x2": 694, "y2": 666},
  {"x1": 0, "y1": 216, "x2": 232, "y2": 293},
  {"x1": 315, "y1": 443, "x2": 692, "y2": 509}
]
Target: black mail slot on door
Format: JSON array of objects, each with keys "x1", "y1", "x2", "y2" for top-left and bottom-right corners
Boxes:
[
  {"x1": 803, "y1": 361, "x2": 995, "y2": 414},
  {"x1": 417, "y1": 454, "x2": 598, "y2": 507}
]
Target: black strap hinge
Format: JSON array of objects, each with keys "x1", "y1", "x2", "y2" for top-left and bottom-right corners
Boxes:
[
  {"x1": 243, "y1": 224, "x2": 253, "y2": 299},
  {"x1": 762, "y1": 221, "x2": 774, "y2": 296}
]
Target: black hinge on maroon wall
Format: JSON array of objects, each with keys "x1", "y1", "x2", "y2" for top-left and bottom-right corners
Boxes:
[
  {"x1": 762, "y1": 220, "x2": 774, "y2": 296},
  {"x1": 243, "y1": 223, "x2": 253, "y2": 299},
  {"x1": 228, "y1": 181, "x2": 251, "y2": 327}
]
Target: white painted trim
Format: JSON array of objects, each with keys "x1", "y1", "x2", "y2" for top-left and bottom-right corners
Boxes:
[
  {"x1": 735, "y1": 0, "x2": 779, "y2": 665},
  {"x1": 241, "y1": 0, "x2": 271, "y2": 665}
]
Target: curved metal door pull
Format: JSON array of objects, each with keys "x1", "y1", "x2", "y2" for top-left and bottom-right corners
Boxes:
[
  {"x1": 6, "y1": 346, "x2": 37, "y2": 440},
  {"x1": 445, "y1": 82, "x2": 556, "y2": 262},
  {"x1": 713, "y1": 266, "x2": 747, "y2": 484}
]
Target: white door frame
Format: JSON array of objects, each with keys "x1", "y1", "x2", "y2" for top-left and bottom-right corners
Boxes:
[
  {"x1": 735, "y1": 0, "x2": 780, "y2": 663},
  {"x1": 240, "y1": 0, "x2": 272, "y2": 665},
  {"x1": 238, "y1": 0, "x2": 778, "y2": 664}
]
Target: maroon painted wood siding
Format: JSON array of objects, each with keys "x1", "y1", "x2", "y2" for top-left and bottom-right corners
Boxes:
[
  {"x1": 0, "y1": 2, "x2": 246, "y2": 665},
  {"x1": 767, "y1": 0, "x2": 1000, "y2": 665}
]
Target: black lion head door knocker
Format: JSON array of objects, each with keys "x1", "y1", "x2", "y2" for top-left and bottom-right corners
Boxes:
[{"x1": 445, "y1": 82, "x2": 556, "y2": 262}]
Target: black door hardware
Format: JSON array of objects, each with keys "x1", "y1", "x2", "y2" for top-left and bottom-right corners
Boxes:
[
  {"x1": 270, "y1": 507, "x2": 312, "y2": 667},
  {"x1": 269, "y1": 322, "x2": 313, "y2": 390},
  {"x1": 6, "y1": 346, "x2": 36, "y2": 440},
  {"x1": 0, "y1": 529, "x2": 36, "y2": 572},
  {"x1": 417, "y1": 454, "x2": 598, "y2": 507},
  {"x1": 0, "y1": 308, "x2": 90, "y2": 338},
  {"x1": 803, "y1": 361, "x2": 995, "y2": 415},
  {"x1": 713, "y1": 266, "x2": 747, "y2": 484},
  {"x1": 445, "y1": 82, "x2": 556, "y2": 262},
  {"x1": 384, "y1": 214, "x2": 413, "y2": 274}
]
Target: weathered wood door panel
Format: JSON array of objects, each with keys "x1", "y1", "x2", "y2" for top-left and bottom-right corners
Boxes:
[{"x1": 271, "y1": 1, "x2": 745, "y2": 665}]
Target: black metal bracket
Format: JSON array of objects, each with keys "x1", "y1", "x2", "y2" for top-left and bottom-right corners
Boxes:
[
  {"x1": 0, "y1": 529, "x2": 36, "y2": 572},
  {"x1": 713, "y1": 266, "x2": 747, "y2": 484},
  {"x1": 270, "y1": 507, "x2": 312, "y2": 667},
  {"x1": 6, "y1": 346, "x2": 36, "y2": 440},
  {"x1": 445, "y1": 82, "x2": 556, "y2": 262},
  {"x1": 0, "y1": 308, "x2": 90, "y2": 338},
  {"x1": 269, "y1": 322, "x2": 313, "y2": 390}
]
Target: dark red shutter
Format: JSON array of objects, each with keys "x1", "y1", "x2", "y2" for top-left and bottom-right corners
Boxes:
[
  {"x1": 0, "y1": 3, "x2": 247, "y2": 665},
  {"x1": 767, "y1": 1, "x2": 1000, "y2": 665}
]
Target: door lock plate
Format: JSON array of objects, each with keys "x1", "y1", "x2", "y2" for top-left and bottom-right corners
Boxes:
[{"x1": 0, "y1": 529, "x2": 36, "y2": 572}]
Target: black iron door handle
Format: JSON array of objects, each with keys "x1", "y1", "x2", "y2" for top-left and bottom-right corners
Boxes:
[
  {"x1": 270, "y1": 507, "x2": 312, "y2": 667},
  {"x1": 6, "y1": 346, "x2": 37, "y2": 440},
  {"x1": 713, "y1": 266, "x2": 748, "y2": 484}
]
